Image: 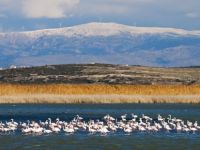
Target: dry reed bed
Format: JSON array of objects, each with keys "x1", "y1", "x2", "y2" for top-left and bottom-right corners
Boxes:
[
  {"x1": 1, "y1": 94, "x2": 200, "y2": 104},
  {"x1": 1, "y1": 84, "x2": 200, "y2": 96},
  {"x1": 1, "y1": 84, "x2": 200, "y2": 104}
]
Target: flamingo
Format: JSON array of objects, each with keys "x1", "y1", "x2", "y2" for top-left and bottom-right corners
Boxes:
[
  {"x1": 124, "y1": 127, "x2": 132, "y2": 133},
  {"x1": 0, "y1": 113, "x2": 199, "y2": 135}
]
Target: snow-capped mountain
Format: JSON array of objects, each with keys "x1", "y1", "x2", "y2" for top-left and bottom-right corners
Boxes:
[{"x1": 0, "y1": 22, "x2": 200, "y2": 67}]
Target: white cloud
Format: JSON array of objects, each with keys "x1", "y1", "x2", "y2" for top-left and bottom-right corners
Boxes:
[
  {"x1": 76, "y1": 0, "x2": 159, "y2": 17},
  {"x1": 0, "y1": 0, "x2": 200, "y2": 30},
  {"x1": 0, "y1": 14, "x2": 7, "y2": 18},
  {"x1": 0, "y1": 0, "x2": 21, "y2": 13},
  {"x1": 22, "y1": 0, "x2": 80, "y2": 18},
  {"x1": 186, "y1": 12, "x2": 199, "y2": 18},
  {"x1": 114, "y1": 0, "x2": 156, "y2": 4},
  {"x1": 78, "y1": 3, "x2": 130, "y2": 15}
]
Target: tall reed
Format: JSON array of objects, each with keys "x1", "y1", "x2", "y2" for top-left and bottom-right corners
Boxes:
[{"x1": 1, "y1": 84, "x2": 200, "y2": 96}]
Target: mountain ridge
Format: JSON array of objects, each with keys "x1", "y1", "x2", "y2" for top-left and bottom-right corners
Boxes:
[
  {"x1": 0, "y1": 22, "x2": 200, "y2": 68},
  {"x1": 1, "y1": 22, "x2": 200, "y2": 37}
]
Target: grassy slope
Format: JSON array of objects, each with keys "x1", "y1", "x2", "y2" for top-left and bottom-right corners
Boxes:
[{"x1": 1, "y1": 64, "x2": 200, "y2": 85}]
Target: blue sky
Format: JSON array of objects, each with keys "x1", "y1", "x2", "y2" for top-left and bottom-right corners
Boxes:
[{"x1": 0, "y1": 0, "x2": 199, "y2": 32}]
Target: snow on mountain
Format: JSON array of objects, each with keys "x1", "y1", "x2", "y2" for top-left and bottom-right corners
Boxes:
[
  {"x1": 2, "y1": 22, "x2": 200, "y2": 38},
  {"x1": 0, "y1": 22, "x2": 200, "y2": 67}
]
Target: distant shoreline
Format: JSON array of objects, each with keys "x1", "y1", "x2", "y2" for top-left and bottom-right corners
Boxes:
[{"x1": 1, "y1": 94, "x2": 200, "y2": 104}]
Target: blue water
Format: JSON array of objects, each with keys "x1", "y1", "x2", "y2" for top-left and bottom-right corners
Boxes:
[{"x1": 0, "y1": 104, "x2": 200, "y2": 150}]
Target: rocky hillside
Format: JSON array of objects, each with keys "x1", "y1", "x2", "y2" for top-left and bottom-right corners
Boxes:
[{"x1": 0, "y1": 64, "x2": 200, "y2": 85}]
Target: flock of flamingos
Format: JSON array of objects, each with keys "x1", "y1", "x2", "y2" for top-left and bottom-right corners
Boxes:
[{"x1": 0, "y1": 114, "x2": 200, "y2": 135}]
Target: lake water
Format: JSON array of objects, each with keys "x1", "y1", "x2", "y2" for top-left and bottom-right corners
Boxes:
[{"x1": 0, "y1": 104, "x2": 200, "y2": 150}]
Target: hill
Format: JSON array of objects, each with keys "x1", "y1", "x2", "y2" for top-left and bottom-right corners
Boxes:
[{"x1": 0, "y1": 64, "x2": 200, "y2": 85}]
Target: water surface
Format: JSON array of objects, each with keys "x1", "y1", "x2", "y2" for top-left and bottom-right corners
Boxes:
[{"x1": 0, "y1": 104, "x2": 200, "y2": 150}]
